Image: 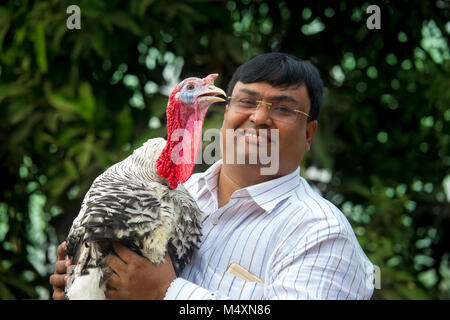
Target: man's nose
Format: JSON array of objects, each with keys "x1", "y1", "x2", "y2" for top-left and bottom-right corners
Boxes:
[{"x1": 250, "y1": 102, "x2": 272, "y2": 125}]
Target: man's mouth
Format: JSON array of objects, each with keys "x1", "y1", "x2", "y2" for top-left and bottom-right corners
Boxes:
[{"x1": 236, "y1": 129, "x2": 273, "y2": 144}]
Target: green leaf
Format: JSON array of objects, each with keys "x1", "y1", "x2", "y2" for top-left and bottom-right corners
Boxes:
[
  {"x1": 8, "y1": 103, "x2": 34, "y2": 125},
  {"x1": 64, "y1": 159, "x2": 79, "y2": 180},
  {"x1": 3, "y1": 273, "x2": 36, "y2": 297},
  {"x1": 0, "y1": 84, "x2": 28, "y2": 104},
  {"x1": 14, "y1": 25, "x2": 27, "y2": 46},
  {"x1": 46, "y1": 84, "x2": 97, "y2": 122},
  {"x1": 109, "y1": 12, "x2": 141, "y2": 36},
  {"x1": 78, "y1": 82, "x2": 97, "y2": 122},
  {"x1": 34, "y1": 22, "x2": 48, "y2": 73},
  {"x1": 46, "y1": 91, "x2": 80, "y2": 114},
  {"x1": 395, "y1": 282, "x2": 430, "y2": 299},
  {"x1": 0, "y1": 281, "x2": 16, "y2": 300},
  {"x1": 47, "y1": 174, "x2": 73, "y2": 198},
  {"x1": 138, "y1": 0, "x2": 156, "y2": 18},
  {"x1": 116, "y1": 107, "x2": 133, "y2": 146},
  {"x1": 0, "y1": 7, "x2": 11, "y2": 53},
  {"x1": 10, "y1": 113, "x2": 42, "y2": 145},
  {"x1": 149, "y1": 94, "x2": 168, "y2": 118},
  {"x1": 76, "y1": 135, "x2": 94, "y2": 171},
  {"x1": 309, "y1": 128, "x2": 333, "y2": 170},
  {"x1": 50, "y1": 25, "x2": 68, "y2": 52}
]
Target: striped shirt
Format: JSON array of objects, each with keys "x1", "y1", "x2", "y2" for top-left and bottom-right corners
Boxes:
[{"x1": 164, "y1": 160, "x2": 374, "y2": 300}]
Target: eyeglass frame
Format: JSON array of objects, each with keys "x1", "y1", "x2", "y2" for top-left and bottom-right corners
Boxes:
[{"x1": 226, "y1": 96, "x2": 311, "y2": 123}]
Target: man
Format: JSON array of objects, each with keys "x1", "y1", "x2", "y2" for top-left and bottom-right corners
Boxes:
[{"x1": 50, "y1": 52, "x2": 374, "y2": 300}]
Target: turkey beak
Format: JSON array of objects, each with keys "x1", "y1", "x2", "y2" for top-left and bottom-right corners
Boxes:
[{"x1": 197, "y1": 85, "x2": 227, "y2": 105}]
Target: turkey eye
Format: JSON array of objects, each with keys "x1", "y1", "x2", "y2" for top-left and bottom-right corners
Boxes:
[{"x1": 186, "y1": 84, "x2": 195, "y2": 90}]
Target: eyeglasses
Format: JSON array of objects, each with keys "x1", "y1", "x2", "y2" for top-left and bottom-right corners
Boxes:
[{"x1": 227, "y1": 96, "x2": 310, "y2": 124}]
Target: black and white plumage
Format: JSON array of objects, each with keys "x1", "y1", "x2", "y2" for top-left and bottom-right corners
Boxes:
[
  {"x1": 65, "y1": 138, "x2": 200, "y2": 299},
  {"x1": 64, "y1": 74, "x2": 226, "y2": 299}
]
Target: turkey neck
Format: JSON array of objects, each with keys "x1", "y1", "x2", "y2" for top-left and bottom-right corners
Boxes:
[{"x1": 157, "y1": 95, "x2": 207, "y2": 189}]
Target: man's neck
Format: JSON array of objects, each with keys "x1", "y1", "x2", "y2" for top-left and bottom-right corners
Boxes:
[{"x1": 217, "y1": 163, "x2": 279, "y2": 208}]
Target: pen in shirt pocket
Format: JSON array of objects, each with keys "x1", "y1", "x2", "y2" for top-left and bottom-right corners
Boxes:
[{"x1": 226, "y1": 262, "x2": 264, "y2": 284}]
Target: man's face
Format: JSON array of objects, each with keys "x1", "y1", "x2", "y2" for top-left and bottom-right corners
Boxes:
[{"x1": 220, "y1": 81, "x2": 318, "y2": 177}]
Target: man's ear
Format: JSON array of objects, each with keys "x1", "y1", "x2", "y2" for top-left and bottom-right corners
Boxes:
[{"x1": 305, "y1": 120, "x2": 318, "y2": 151}]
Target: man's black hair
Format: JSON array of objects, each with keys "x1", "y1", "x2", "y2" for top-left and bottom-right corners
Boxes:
[{"x1": 227, "y1": 52, "x2": 323, "y2": 122}]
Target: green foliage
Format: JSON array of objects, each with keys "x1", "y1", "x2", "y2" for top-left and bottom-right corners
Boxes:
[{"x1": 0, "y1": 0, "x2": 448, "y2": 299}]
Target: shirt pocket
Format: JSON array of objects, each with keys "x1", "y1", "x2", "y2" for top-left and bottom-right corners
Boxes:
[{"x1": 219, "y1": 270, "x2": 265, "y2": 299}]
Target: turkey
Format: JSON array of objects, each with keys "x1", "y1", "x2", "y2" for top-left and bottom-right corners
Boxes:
[{"x1": 64, "y1": 74, "x2": 226, "y2": 299}]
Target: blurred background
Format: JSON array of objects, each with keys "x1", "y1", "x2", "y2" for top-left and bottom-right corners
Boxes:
[{"x1": 0, "y1": 0, "x2": 449, "y2": 299}]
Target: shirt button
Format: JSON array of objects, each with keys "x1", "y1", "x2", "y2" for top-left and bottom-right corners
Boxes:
[{"x1": 211, "y1": 217, "x2": 219, "y2": 225}]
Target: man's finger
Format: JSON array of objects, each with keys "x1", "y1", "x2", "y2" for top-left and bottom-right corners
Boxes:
[
  {"x1": 54, "y1": 260, "x2": 69, "y2": 274},
  {"x1": 106, "y1": 272, "x2": 121, "y2": 287},
  {"x1": 50, "y1": 274, "x2": 66, "y2": 289},
  {"x1": 57, "y1": 241, "x2": 67, "y2": 260},
  {"x1": 106, "y1": 251, "x2": 127, "y2": 274},
  {"x1": 111, "y1": 241, "x2": 136, "y2": 264},
  {"x1": 105, "y1": 285, "x2": 118, "y2": 300},
  {"x1": 52, "y1": 288, "x2": 66, "y2": 300}
]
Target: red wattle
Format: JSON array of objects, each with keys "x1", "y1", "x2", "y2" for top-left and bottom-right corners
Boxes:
[
  {"x1": 156, "y1": 87, "x2": 200, "y2": 190},
  {"x1": 157, "y1": 80, "x2": 209, "y2": 189},
  {"x1": 156, "y1": 89, "x2": 182, "y2": 189}
]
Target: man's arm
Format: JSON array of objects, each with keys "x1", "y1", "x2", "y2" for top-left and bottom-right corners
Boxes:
[
  {"x1": 264, "y1": 224, "x2": 374, "y2": 300},
  {"x1": 164, "y1": 233, "x2": 373, "y2": 300}
]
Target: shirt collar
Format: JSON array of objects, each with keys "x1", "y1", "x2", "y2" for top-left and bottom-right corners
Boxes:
[
  {"x1": 197, "y1": 159, "x2": 222, "y2": 191},
  {"x1": 244, "y1": 167, "x2": 301, "y2": 212},
  {"x1": 196, "y1": 160, "x2": 301, "y2": 213}
]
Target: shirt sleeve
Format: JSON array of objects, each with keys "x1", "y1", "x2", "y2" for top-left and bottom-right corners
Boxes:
[
  {"x1": 265, "y1": 227, "x2": 374, "y2": 300},
  {"x1": 164, "y1": 277, "x2": 232, "y2": 300}
]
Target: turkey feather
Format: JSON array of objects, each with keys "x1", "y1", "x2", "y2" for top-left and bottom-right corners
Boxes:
[
  {"x1": 64, "y1": 74, "x2": 225, "y2": 299},
  {"x1": 65, "y1": 138, "x2": 202, "y2": 299}
]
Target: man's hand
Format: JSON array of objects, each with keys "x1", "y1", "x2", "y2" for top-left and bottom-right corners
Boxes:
[
  {"x1": 49, "y1": 241, "x2": 72, "y2": 300},
  {"x1": 105, "y1": 241, "x2": 176, "y2": 300}
]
